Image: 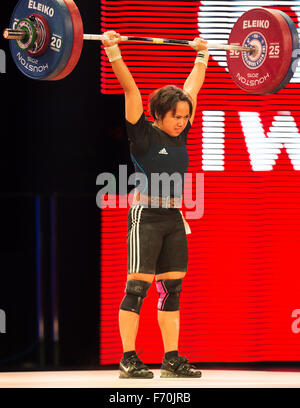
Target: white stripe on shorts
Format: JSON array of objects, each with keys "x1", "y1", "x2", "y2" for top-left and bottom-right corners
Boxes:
[{"x1": 129, "y1": 205, "x2": 143, "y2": 273}]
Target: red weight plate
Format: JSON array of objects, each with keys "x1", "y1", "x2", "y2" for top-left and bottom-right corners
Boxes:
[
  {"x1": 50, "y1": 0, "x2": 83, "y2": 81},
  {"x1": 227, "y1": 8, "x2": 293, "y2": 95}
]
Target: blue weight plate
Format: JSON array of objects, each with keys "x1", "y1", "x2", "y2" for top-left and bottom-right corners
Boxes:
[
  {"x1": 10, "y1": 0, "x2": 75, "y2": 80},
  {"x1": 269, "y1": 9, "x2": 299, "y2": 94}
]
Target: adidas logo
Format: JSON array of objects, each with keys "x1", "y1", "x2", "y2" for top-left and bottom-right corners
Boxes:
[{"x1": 158, "y1": 148, "x2": 168, "y2": 155}]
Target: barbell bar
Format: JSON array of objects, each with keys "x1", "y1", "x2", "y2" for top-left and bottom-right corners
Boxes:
[
  {"x1": 4, "y1": 28, "x2": 255, "y2": 53},
  {"x1": 3, "y1": 29, "x2": 27, "y2": 40},
  {"x1": 83, "y1": 34, "x2": 255, "y2": 53},
  {"x1": 2, "y1": 0, "x2": 300, "y2": 94}
]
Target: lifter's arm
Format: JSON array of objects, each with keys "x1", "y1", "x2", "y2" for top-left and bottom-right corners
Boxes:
[
  {"x1": 102, "y1": 31, "x2": 143, "y2": 124},
  {"x1": 183, "y1": 38, "x2": 209, "y2": 124}
]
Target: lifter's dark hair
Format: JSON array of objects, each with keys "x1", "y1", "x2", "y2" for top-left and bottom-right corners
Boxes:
[{"x1": 148, "y1": 85, "x2": 193, "y2": 121}]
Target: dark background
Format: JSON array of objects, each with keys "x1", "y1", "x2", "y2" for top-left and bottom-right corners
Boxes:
[{"x1": 0, "y1": 0, "x2": 130, "y2": 370}]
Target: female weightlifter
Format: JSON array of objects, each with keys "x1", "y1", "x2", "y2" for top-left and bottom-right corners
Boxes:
[{"x1": 102, "y1": 31, "x2": 208, "y2": 379}]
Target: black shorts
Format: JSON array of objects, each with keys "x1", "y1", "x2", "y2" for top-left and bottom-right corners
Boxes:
[{"x1": 127, "y1": 205, "x2": 188, "y2": 275}]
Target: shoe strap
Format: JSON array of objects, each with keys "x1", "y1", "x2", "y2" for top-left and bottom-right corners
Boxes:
[{"x1": 168, "y1": 356, "x2": 198, "y2": 373}]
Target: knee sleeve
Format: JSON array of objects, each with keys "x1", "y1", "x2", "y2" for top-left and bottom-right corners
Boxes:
[
  {"x1": 120, "y1": 280, "x2": 151, "y2": 315},
  {"x1": 156, "y1": 279, "x2": 183, "y2": 311}
]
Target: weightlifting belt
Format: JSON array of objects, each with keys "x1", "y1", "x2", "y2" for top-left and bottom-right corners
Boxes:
[{"x1": 132, "y1": 191, "x2": 182, "y2": 208}]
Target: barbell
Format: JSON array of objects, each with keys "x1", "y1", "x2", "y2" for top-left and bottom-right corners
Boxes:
[{"x1": 3, "y1": 0, "x2": 300, "y2": 94}]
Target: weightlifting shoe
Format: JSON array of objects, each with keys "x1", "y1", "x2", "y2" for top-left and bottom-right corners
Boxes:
[
  {"x1": 119, "y1": 353, "x2": 154, "y2": 379},
  {"x1": 160, "y1": 355, "x2": 202, "y2": 378}
]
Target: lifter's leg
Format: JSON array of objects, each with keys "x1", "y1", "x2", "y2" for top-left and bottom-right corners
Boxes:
[
  {"x1": 119, "y1": 310, "x2": 139, "y2": 352},
  {"x1": 119, "y1": 273, "x2": 154, "y2": 352},
  {"x1": 118, "y1": 272, "x2": 154, "y2": 378},
  {"x1": 156, "y1": 271, "x2": 185, "y2": 354},
  {"x1": 156, "y1": 271, "x2": 202, "y2": 378}
]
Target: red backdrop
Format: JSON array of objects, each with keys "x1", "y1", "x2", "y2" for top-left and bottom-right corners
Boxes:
[{"x1": 99, "y1": 0, "x2": 300, "y2": 364}]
